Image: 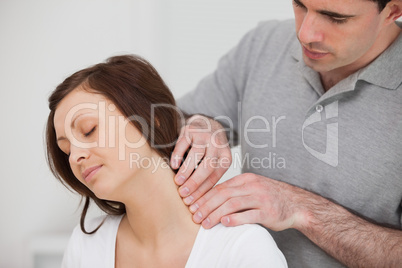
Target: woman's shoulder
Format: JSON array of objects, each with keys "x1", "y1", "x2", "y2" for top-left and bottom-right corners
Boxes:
[
  {"x1": 186, "y1": 224, "x2": 287, "y2": 268},
  {"x1": 85, "y1": 214, "x2": 123, "y2": 232},
  {"x1": 201, "y1": 223, "x2": 278, "y2": 247},
  {"x1": 70, "y1": 214, "x2": 123, "y2": 239},
  {"x1": 201, "y1": 223, "x2": 268, "y2": 238},
  {"x1": 61, "y1": 214, "x2": 124, "y2": 268}
]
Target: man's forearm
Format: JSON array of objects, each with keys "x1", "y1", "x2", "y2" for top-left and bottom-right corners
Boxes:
[{"x1": 296, "y1": 191, "x2": 402, "y2": 267}]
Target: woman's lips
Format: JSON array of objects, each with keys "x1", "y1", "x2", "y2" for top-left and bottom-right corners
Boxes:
[
  {"x1": 82, "y1": 165, "x2": 102, "y2": 183},
  {"x1": 302, "y1": 46, "x2": 329, "y2": 60}
]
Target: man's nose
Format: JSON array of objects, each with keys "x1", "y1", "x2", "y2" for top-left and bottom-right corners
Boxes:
[{"x1": 298, "y1": 12, "x2": 324, "y2": 45}]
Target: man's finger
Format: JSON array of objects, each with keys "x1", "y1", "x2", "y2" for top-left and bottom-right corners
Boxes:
[
  {"x1": 178, "y1": 153, "x2": 217, "y2": 197},
  {"x1": 175, "y1": 147, "x2": 206, "y2": 188},
  {"x1": 183, "y1": 157, "x2": 230, "y2": 203},
  {"x1": 183, "y1": 175, "x2": 215, "y2": 205},
  {"x1": 191, "y1": 185, "x2": 250, "y2": 223},
  {"x1": 183, "y1": 167, "x2": 227, "y2": 205},
  {"x1": 221, "y1": 209, "x2": 261, "y2": 227},
  {"x1": 200, "y1": 195, "x2": 259, "y2": 229},
  {"x1": 170, "y1": 129, "x2": 191, "y2": 169},
  {"x1": 188, "y1": 175, "x2": 248, "y2": 210}
]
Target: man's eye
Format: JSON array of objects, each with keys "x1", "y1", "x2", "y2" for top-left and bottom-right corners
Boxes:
[
  {"x1": 84, "y1": 126, "x2": 96, "y2": 137},
  {"x1": 329, "y1": 16, "x2": 348, "y2": 24}
]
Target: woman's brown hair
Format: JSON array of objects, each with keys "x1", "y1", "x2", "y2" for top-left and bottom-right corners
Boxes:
[{"x1": 46, "y1": 55, "x2": 180, "y2": 234}]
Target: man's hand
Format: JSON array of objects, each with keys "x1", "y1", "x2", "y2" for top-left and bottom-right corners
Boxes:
[
  {"x1": 171, "y1": 115, "x2": 232, "y2": 206},
  {"x1": 187, "y1": 172, "x2": 402, "y2": 267},
  {"x1": 187, "y1": 172, "x2": 309, "y2": 230}
]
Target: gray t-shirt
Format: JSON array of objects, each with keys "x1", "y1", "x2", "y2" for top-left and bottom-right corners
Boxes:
[{"x1": 178, "y1": 19, "x2": 402, "y2": 267}]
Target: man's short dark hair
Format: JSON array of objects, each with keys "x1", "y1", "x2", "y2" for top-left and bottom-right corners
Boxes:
[{"x1": 370, "y1": 0, "x2": 391, "y2": 11}]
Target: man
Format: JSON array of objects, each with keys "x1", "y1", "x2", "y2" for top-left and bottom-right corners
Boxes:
[{"x1": 170, "y1": 0, "x2": 402, "y2": 267}]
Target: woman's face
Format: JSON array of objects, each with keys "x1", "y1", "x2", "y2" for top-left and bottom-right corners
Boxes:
[{"x1": 53, "y1": 87, "x2": 157, "y2": 201}]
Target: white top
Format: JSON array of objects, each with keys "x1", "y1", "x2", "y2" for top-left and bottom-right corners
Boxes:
[{"x1": 62, "y1": 215, "x2": 287, "y2": 268}]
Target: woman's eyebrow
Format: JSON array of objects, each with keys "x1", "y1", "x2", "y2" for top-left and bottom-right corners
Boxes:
[
  {"x1": 57, "y1": 136, "x2": 66, "y2": 142},
  {"x1": 71, "y1": 113, "x2": 89, "y2": 129}
]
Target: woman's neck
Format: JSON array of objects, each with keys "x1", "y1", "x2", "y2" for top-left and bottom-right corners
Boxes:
[{"x1": 116, "y1": 156, "x2": 200, "y2": 251}]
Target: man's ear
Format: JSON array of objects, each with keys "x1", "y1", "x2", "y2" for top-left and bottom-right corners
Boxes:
[{"x1": 383, "y1": 0, "x2": 402, "y2": 24}]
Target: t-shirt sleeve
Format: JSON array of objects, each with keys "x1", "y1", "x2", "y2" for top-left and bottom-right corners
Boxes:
[
  {"x1": 61, "y1": 225, "x2": 82, "y2": 268},
  {"x1": 228, "y1": 225, "x2": 288, "y2": 268}
]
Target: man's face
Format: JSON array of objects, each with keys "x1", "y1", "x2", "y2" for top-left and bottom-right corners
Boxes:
[{"x1": 293, "y1": 0, "x2": 386, "y2": 73}]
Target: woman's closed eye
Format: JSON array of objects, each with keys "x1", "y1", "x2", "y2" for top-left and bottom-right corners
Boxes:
[
  {"x1": 84, "y1": 126, "x2": 97, "y2": 137},
  {"x1": 60, "y1": 126, "x2": 96, "y2": 156}
]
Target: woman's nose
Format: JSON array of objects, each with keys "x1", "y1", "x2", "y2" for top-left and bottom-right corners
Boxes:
[{"x1": 69, "y1": 144, "x2": 89, "y2": 164}]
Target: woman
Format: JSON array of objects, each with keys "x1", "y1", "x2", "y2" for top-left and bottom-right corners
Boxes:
[{"x1": 46, "y1": 55, "x2": 287, "y2": 267}]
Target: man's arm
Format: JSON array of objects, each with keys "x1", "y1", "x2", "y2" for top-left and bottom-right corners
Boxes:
[
  {"x1": 301, "y1": 193, "x2": 402, "y2": 268},
  {"x1": 189, "y1": 173, "x2": 402, "y2": 268}
]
